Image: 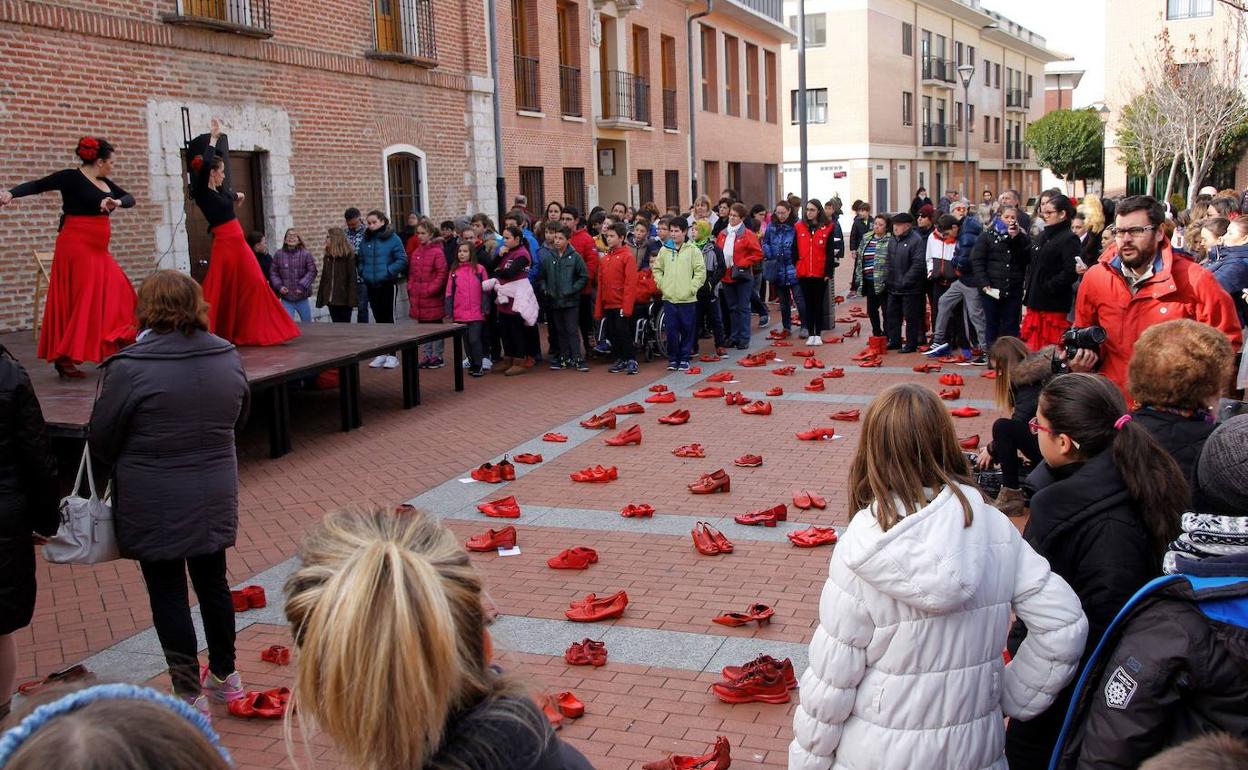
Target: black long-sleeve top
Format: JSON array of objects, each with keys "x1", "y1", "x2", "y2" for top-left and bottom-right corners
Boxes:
[
  {"x1": 8, "y1": 169, "x2": 134, "y2": 216},
  {"x1": 189, "y1": 134, "x2": 238, "y2": 227}
]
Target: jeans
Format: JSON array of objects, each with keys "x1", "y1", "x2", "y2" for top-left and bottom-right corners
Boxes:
[
  {"x1": 463, "y1": 320, "x2": 484, "y2": 371},
  {"x1": 355, "y1": 278, "x2": 370, "y2": 323},
  {"x1": 982, "y1": 291, "x2": 1024, "y2": 345},
  {"x1": 723, "y1": 276, "x2": 754, "y2": 347},
  {"x1": 799, "y1": 277, "x2": 828, "y2": 336},
  {"x1": 885, "y1": 292, "x2": 926, "y2": 349},
  {"x1": 664, "y1": 301, "x2": 697, "y2": 365},
  {"x1": 550, "y1": 306, "x2": 582, "y2": 362},
  {"x1": 991, "y1": 417, "x2": 1042, "y2": 489},
  {"x1": 776, "y1": 282, "x2": 804, "y2": 331},
  {"x1": 281, "y1": 297, "x2": 312, "y2": 323},
  {"x1": 931, "y1": 281, "x2": 987, "y2": 349},
  {"x1": 417, "y1": 319, "x2": 445, "y2": 361},
  {"x1": 327, "y1": 305, "x2": 353, "y2": 323},
  {"x1": 695, "y1": 291, "x2": 726, "y2": 348},
  {"x1": 139, "y1": 550, "x2": 236, "y2": 697},
  {"x1": 603, "y1": 308, "x2": 635, "y2": 361}
]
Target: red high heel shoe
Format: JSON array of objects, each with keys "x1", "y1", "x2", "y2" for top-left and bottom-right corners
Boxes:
[
  {"x1": 565, "y1": 590, "x2": 628, "y2": 621},
  {"x1": 548, "y1": 547, "x2": 599, "y2": 569},
  {"x1": 53, "y1": 359, "x2": 86, "y2": 379},
  {"x1": 766, "y1": 386, "x2": 784, "y2": 396},
  {"x1": 733, "y1": 503, "x2": 787, "y2": 526},
  {"x1": 830, "y1": 409, "x2": 860, "y2": 421},
  {"x1": 795, "y1": 426, "x2": 837, "y2": 440},
  {"x1": 605, "y1": 424, "x2": 642, "y2": 446},
  {"x1": 621, "y1": 503, "x2": 656, "y2": 518},
  {"x1": 842, "y1": 321, "x2": 862, "y2": 338},
  {"x1": 465, "y1": 526, "x2": 517, "y2": 551},
  {"x1": 713, "y1": 602, "x2": 774, "y2": 626},
  {"x1": 611, "y1": 402, "x2": 646, "y2": 414},
  {"x1": 658, "y1": 409, "x2": 691, "y2": 425},
  {"x1": 672, "y1": 443, "x2": 706, "y2": 458},
  {"x1": 740, "y1": 400, "x2": 772, "y2": 415},
  {"x1": 688, "y1": 469, "x2": 730, "y2": 494},
  {"x1": 579, "y1": 412, "x2": 617, "y2": 429},
  {"x1": 788, "y1": 525, "x2": 839, "y2": 547},
  {"x1": 476, "y1": 495, "x2": 521, "y2": 518},
  {"x1": 642, "y1": 736, "x2": 732, "y2": 770},
  {"x1": 645, "y1": 391, "x2": 677, "y2": 404}
]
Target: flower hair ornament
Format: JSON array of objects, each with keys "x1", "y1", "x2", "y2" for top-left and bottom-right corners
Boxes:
[
  {"x1": 0, "y1": 683, "x2": 233, "y2": 767},
  {"x1": 75, "y1": 137, "x2": 100, "y2": 163}
]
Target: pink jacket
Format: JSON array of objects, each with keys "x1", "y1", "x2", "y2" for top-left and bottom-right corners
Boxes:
[
  {"x1": 444, "y1": 263, "x2": 488, "y2": 323},
  {"x1": 482, "y1": 277, "x2": 540, "y2": 326},
  {"x1": 407, "y1": 237, "x2": 449, "y2": 321}
]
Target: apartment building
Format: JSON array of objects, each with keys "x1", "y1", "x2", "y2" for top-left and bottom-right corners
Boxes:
[
  {"x1": 780, "y1": 0, "x2": 1062, "y2": 214},
  {"x1": 0, "y1": 0, "x2": 494, "y2": 332},
  {"x1": 497, "y1": 0, "x2": 792, "y2": 216},
  {"x1": 1103, "y1": 0, "x2": 1248, "y2": 198}
]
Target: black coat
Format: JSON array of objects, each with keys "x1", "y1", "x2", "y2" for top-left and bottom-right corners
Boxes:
[
  {"x1": 88, "y1": 330, "x2": 249, "y2": 562},
  {"x1": 1024, "y1": 218, "x2": 1080, "y2": 312},
  {"x1": 1131, "y1": 407, "x2": 1210, "y2": 506},
  {"x1": 1077, "y1": 230, "x2": 1101, "y2": 267},
  {"x1": 1052, "y1": 556, "x2": 1248, "y2": 770},
  {"x1": 972, "y1": 227, "x2": 1031, "y2": 297},
  {"x1": 0, "y1": 347, "x2": 59, "y2": 635},
  {"x1": 1006, "y1": 452, "x2": 1160, "y2": 770},
  {"x1": 884, "y1": 228, "x2": 926, "y2": 294},
  {"x1": 431, "y1": 696, "x2": 593, "y2": 770}
]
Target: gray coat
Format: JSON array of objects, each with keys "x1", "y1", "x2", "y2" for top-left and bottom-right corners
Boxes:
[{"x1": 88, "y1": 330, "x2": 249, "y2": 562}]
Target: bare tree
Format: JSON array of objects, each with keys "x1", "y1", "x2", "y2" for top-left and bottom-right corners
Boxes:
[{"x1": 1115, "y1": 92, "x2": 1177, "y2": 200}]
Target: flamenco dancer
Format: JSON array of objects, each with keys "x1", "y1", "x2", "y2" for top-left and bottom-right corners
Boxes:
[
  {"x1": 0, "y1": 137, "x2": 138, "y2": 377},
  {"x1": 189, "y1": 119, "x2": 298, "y2": 345}
]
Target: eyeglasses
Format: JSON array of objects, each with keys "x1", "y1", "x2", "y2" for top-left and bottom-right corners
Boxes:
[
  {"x1": 1110, "y1": 225, "x2": 1157, "y2": 240},
  {"x1": 1041, "y1": 208, "x2": 1058, "y2": 216},
  {"x1": 1028, "y1": 417, "x2": 1055, "y2": 436}
]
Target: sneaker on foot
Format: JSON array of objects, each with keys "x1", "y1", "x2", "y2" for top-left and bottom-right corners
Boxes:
[
  {"x1": 550, "y1": 357, "x2": 565, "y2": 370},
  {"x1": 428, "y1": 357, "x2": 445, "y2": 369},
  {"x1": 678, "y1": 361, "x2": 691, "y2": 371},
  {"x1": 482, "y1": 357, "x2": 493, "y2": 371},
  {"x1": 574, "y1": 359, "x2": 590, "y2": 372},
  {"x1": 609, "y1": 360, "x2": 628, "y2": 373},
  {"x1": 383, "y1": 355, "x2": 399, "y2": 369},
  {"x1": 971, "y1": 355, "x2": 988, "y2": 366},
  {"x1": 667, "y1": 362, "x2": 679, "y2": 371},
  {"x1": 369, "y1": 355, "x2": 387, "y2": 368},
  {"x1": 759, "y1": 313, "x2": 770, "y2": 328},
  {"x1": 182, "y1": 693, "x2": 211, "y2": 718},
  {"x1": 798, "y1": 327, "x2": 809, "y2": 339},
  {"x1": 807, "y1": 335, "x2": 823, "y2": 346},
  {"x1": 924, "y1": 342, "x2": 950, "y2": 358},
  {"x1": 201, "y1": 668, "x2": 244, "y2": 703},
  {"x1": 626, "y1": 360, "x2": 639, "y2": 375}
]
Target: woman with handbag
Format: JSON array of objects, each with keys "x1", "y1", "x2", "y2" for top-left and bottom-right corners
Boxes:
[
  {"x1": 88, "y1": 270, "x2": 250, "y2": 718},
  {"x1": 0, "y1": 344, "x2": 60, "y2": 723},
  {"x1": 716, "y1": 203, "x2": 764, "y2": 349}
]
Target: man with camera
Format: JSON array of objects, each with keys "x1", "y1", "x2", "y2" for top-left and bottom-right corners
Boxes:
[{"x1": 1071, "y1": 195, "x2": 1241, "y2": 391}]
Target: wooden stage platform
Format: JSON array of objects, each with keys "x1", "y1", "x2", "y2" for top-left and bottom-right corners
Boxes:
[{"x1": 0, "y1": 322, "x2": 465, "y2": 458}]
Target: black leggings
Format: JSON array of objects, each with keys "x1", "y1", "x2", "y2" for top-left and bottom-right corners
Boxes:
[
  {"x1": 139, "y1": 550, "x2": 236, "y2": 696},
  {"x1": 992, "y1": 417, "x2": 1043, "y2": 489},
  {"x1": 365, "y1": 284, "x2": 396, "y2": 324},
  {"x1": 499, "y1": 312, "x2": 527, "y2": 358},
  {"x1": 862, "y1": 282, "x2": 885, "y2": 337},
  {"x1": 799, "y1": 277, "x2": 827, "y2": 336},
  {"x1": 604, "y1": 308, "x2": 635, "y2": 361}
]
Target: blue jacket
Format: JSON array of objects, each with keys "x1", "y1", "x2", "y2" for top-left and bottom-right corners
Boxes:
[
  {"x1": 955, "y1": 214, "x2": 983, "y2": 283},
  {"x1": 761, "y1": 220, "x2": 797, "y2": 284},
  {"x1": 357, "y1": 226, "x2": 407, "y2": 286},
  {"x1": 1206, "y1": 242, "x2": 1248, "y2": 326}
]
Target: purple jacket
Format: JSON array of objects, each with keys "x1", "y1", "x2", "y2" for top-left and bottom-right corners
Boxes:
[{"x1": 270, "y1": 246, "x2": 317, "y2": 302}]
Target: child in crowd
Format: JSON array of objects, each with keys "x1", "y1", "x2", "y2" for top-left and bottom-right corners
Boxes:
[
  {"x1": 283, "y1": 507, "x2": 592, "y2": 770},
  {"x1": 445, "y1": 242, "x2": 489, "y2": 376},
  {"x1": 791, "y1": 382, "x2": 1087, "y2": 770},
  {"x1": 406, "y1": 218, "x2": 449, "y2": 368},
  {"x1": 270, "y1": 228, "x2": 317, "y2": 323},
  {"x1": 692, "y1": 219, "x2": 727, "y2": 356},
  {"x1": 538, "y1": 224, "x2": 589, "y2": 371},
  {"x1": 246, "y1": 230, "x2": 273, "y2": 286},
  {"x1": 316, "y1": 227, "x2": 358, "y2": 323},
  {"x1": 651, "y1": 216, "x2": 706, "y2": 371},
  {"x1": 596, "y1": 221, "x2": 639, "y2": 374},
  {"x1": 628, "y1": 218, "x2": 660, "y2": 270}
]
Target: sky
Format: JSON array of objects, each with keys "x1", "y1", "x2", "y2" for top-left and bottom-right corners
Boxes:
[{"x1": 982, "y1": 0, "x2": 1107, "y2": 107}]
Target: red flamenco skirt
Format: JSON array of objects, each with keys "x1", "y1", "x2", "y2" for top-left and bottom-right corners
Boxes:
[
  {"x1": 38, "y1": 215, "x2": 137, "y2": 364},
  {"x1": 1020, "y1": 309, "x2": 1070, "y2": 351},
  {"x1": 201, "y1": 219, "x2": 299, "y2": 346}
]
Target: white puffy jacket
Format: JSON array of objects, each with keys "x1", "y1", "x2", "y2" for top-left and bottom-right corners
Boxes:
[{"x1": 789, "y1": 483, "x2": 1088, "y2": 770}]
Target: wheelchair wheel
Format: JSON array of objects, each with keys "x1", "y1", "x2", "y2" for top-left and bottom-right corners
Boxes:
[{"x1": 653, "y1": 306, "x2": 667, "y2": 360}]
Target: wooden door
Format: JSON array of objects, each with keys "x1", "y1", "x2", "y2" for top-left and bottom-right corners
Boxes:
[
  {"x1": 183, "y1": 151, "x2": 265, "y2": 283},
  {"x1": 375, "y1": 0, "x2": 401, "y2": 52}
]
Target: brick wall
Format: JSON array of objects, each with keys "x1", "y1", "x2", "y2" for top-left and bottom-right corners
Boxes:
[{"x1": 0, "y1": 0, "x2": 492, "y2": 332}]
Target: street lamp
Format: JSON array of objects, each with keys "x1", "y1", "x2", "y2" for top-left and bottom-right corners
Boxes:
[
  {"x1": 1096, "y1": 104, "x2": 1111, "y2": 196},
  {"x1": 957, "y1": 63, "x2": 975, "y2": 197}
]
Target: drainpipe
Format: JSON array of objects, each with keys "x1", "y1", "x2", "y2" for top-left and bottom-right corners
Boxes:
[
  {"x1": 487, "y1": 0, "x2": 506, "y2": 222},
  {"x1": 797, "y1": 0, "x2": 807, "y2": 203},
  {"x1": 687, "y1": 0, "x2": 713, "y2": 205}
]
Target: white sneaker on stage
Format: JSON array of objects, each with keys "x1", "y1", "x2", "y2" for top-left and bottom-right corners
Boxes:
[
  {"x1": 383, "y1": 355, "x2": 399, "y2": 369},
  {"x1": 369, "y1": 355, "x2": 387, "y2": 368},
  {"x1": 807, "y1": 335, "x2": 823, "y2": 346}
]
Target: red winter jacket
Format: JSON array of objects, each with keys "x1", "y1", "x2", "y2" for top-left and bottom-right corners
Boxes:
[
  {"x1": 570, "y1": 228, "x2": 600, "y2": 295},
  {"x1": 1075, "y1": 239, "x2": 1242, "y2": 393},
  {"x1": 795, "y1": 222, "x2": 834, "y2": 279},
  {"x1": 595, "y1": 244, "x2": 639, "y2": 318},
  {"x1": 716, "y1": 226, "x2": 763, "y2": 284},
  {"x1": 406, "y1": 237, "x2": 448, "y2": 321}
]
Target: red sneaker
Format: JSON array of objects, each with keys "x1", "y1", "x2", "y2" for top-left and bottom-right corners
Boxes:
[
  {"x1": 657, "y1": 409, "x2": 691, "y2": 425},
  {"x1": 939, "y1": 373, "x2": 965, "y2": 386},
  {"x1": 693, "y1": 386, "x2": 726, "y2": 398},
  {"x1": 514, "y1": 453, "x2": 543, "y2": 464},
  {"x1": 465, "y1": 526, "x2": 517, "y2": 551},
  {"x1": 672, "y1": 443, "x2": 706, "y2": 458},
  {"x1": 605, "y1": 425, "x2": 643, "y2": 446},
  {"x1": 548, "y1": 547, "x2": 599, "y2": 569},
  {"x1": 795, "y1": 426, "x2": 837, "y2": 440},
  {"x1": 711, "y1": 668, "x2": 791, "y2": 704},
  {"x1": 543, "y1": 432, "x2": 568, "y2": 442},
  {"x1": 959, "y1": 434, "x2": 980, "y2": 450},
  {"x1": 733, "y1": 503, "x2": 787, "y2": 526},
  {"x1": 766, "y1": 386, "x2": 784, "y2": 396},
  {"x1": 733, "y1": 454, "x2": 763, "y2": 467},
  {"x1": 621, "y1": 503, "x2": 656, "y2": 518},
  {"x1": 787, "y1": 525, "x2": 839, "y2": 548},
  {"x1": 565, "y1": 590, "x2": 628, "y2": 621},
  {"x1": 740, "y1": 400, "x2": 773, "y2": 416},
  {"x1": 830, "y1": 409, "x2": 860, "y2": 421},
  {"x1": 939, "y1": 388, "x2": 962, "y2": 400},
  {"x1": 706, "y1": 370, "x2": 735, "y2": 383},
  {"x1": 610, "y1": 402, "x2": 646, "y2": 414},
  {"x1": 645, "y1": 391, "x2": 677, "y2": 404},
  {"x1": 722, "y1": 655, "x2": 798, "y2": 689},
  {"x1": 476, "y1": 495, "x2": 521, "y2": 518}
]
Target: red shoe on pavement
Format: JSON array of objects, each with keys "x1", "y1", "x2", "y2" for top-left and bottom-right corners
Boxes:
[
  {"x1": 476, "y1": 495, "x2": 521, "y2": 518},
  {"x1": 707, "y1": 370, "x2": 735, "y2": 382},
  {"x1": 470, "y1": 463, "x2": 504, "y2": 483},
  {"x1": 914, "y1": 362, "x2": 942, "y2": 373},
  {"x1": 569, "y1": 465, "x2": 619, "y2": 482},
  {"x1": 733, "y1": 503, "x2": 787, "y2": 526},
  {"x1": 939, "y1": 388, "x2": 962, "y2": 400},
  {"x1": 672, "y1": 443, "x2": 706, "y2": 458},
  {"x1": 685, "y1": 366, "x2": 702, "y2": 374},
  {"x1": 548, "y1": 547, "x2": 599, "y2": 569},
  {"x1": 772, "y1": 365, "x2": 796, "y2": 376},
  {"x1": 579, "y1": 412, "x2": 617, "y2": 429},
  {"x1": 950, "y1": 406, "x2": 981, "y2": 418},
  {"x1": 604, "y1": 425, "x2": 642, "y2": 446},
  {"x1": 498, "y1": 457, "x2": 516, "y2": 481},
  {"x1": 556, "y1": 691, "x2": 585, "y2": 718},
  {"x1": 737, "y1": 354, "x2": 767, "y2": 367},
  {"x1": 657, "y1": 409, "x2": 691, "y2": 425},
  {"x1": 724, "y1": 391, "x2": 748, "y2": 406},
  {"x1": 792, "y1": 350, "x2": 815, "y2": 358},
  {"x1": 711, "y1": 668, "x2": 791, "y2": 704},
  {"x1": 803, "y1": 357, "x2": 825, "y2": 369},
  {"x1": 788, "y1": 525, "x2": 839, "y2": 548},
  {"x1": 700, "y1": 353, "x2": 723, "y2": 362},
  {"x1": 824, "y1": 335, "x2": 845, "y2": 344},
  {"x1": 804, "y1": 378, "x2": 825, "y2": 392},
  {"x1": 564, "y1": 638, "x2": 608, "y2": 666},
  {"x1": 959, "y1": 434, "x2": 980, "y2": 449},
  {"x1": 621, "y1": 503, "x2": 656, "y2": 518},
  {"x1": 939, "y1": 373, "x2": 965, "y2": 386},
  {"x1": 796, "y1": 426, "x2": 837, "y2": 440},
  {"x1": 465, "y1": 526, "x2": 517, "y2": 552},
  {"x1": 565, "y1": 591, "x2": 628, "y2": 621},
  {"x1": 692, "y1": 522, "x2": 733, "y2": 554},
  {"x1": 713, "y1": 603, "x2": 775, "y2": 626},
  {"x1": 645, "y1": 391, "x2": 676, "y2": 404},
  {"x1": 740, "y1": 400, "x2": 772, "y2": 415},
  {"x1": 722, "y1": 655, "x2": 798, "y2": 689},
  {"x1": 858, "y1": 357, "x2": 883, "y2": 368},
  {"x1": 642, "y1": 736, "x2": 732, "y2": 770},
  {"x1": 768, "y1": 328, "x2": 790, "y2": 339},
  {"x1": 514, "y1": 453, "x2": 543, "y2": 464},
  {"x1": 649, "y1": 384, "x2": 669, "y2": 393},
  {"x1": 771, "y1": 340, "x2": 793, "y2": 347},
  {"x1": 611, "y1": 402, "x2": 646, "y2": 414},
  {"x1": 822, "y1": 368, "x2": 845, "y2": 378},
  {"x1": 694, "y1": 386, "x2": 726, "y2": 398},
  {"x1": 689, "y1": 469, "x2": 731, "y2": 494},
  {"x1": 842, "y1": 321, "x2": 863, "y2": 338},
  {"x1": 807, "y1": 491, "x2": 826, "y2": 509},
  {"x1": 850, "y1": 306, "x2": 868, "y2": 318},
  {"x1": 981, "y1": 369, "x2": 998, "y2": 379},
  {"x1": 543, "y1": 432, "x2": 568, "y2": 442},
  {"x1": 792, "y1": 490, "x2": 812, "y2": 509},
  {"x1": 733, "y1": 454, "x2": 763, "y2": 467},
  {"x1": 260, "y1": 645, "x2": 290, "y2": 665},
  {"x1": 830, "y1": 409, "x2": 860, "y2": 421},
  {"x1": 938, "y1": 353, "x2": 967, "y2": 364},
  {"x1": 766, "y1": 386, "x2": 784, "y2": 396}
]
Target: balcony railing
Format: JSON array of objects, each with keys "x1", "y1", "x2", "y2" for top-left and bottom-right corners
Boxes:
[
  {"x1": 367, "y1": 0, "x2": 438, "y2": 64},
  {"x1": 600, "y1": 70, "x2": 651, "y2": 125},
  {"x1": 1006, "y1": 140, "x2": 1030, "y2": 161},
  {"x1": 1006, "y1": 89, "x2": 1030, "y2": 110},
  {"x1": 922, "y1": 123, "x2": 957, "y2": 148},
  {"x1": 731, "y1": 0, "x2": 783, "y2": 24},
  {"x1": 164, "y1": 0, "x2": 272, "y2": 37},
  {"x1": 515, "y1": 55, "x2": 540, "y2": 112},
  {"x1": 662, "y1": 88, "x2": 678, "y2": 129},
  {"x1": 921, "y1": 56, "x2": 955, "y2": 84},
  {"x1": 560, "y1": 65, "x2": 582, "y2": 117}
]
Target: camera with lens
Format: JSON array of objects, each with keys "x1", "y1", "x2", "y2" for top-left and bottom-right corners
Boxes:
[{"x1": 1052, "y1": 325, "x2": 1107, "y2": 374}]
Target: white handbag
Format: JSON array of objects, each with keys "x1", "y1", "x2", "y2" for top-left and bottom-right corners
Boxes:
[{"x1": 42, "y1": 446, "x2": 120, "y2": 564}]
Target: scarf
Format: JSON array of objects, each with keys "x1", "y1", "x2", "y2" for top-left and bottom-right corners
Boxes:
[
  {"x1": 1163, "y1": 510, "x2": 1248, "y2": 574},
  {"x1": 724, "y1": 222, "x2": 742, "y2": 261}
]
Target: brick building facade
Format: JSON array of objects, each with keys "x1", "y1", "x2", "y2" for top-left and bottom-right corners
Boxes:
[{"x1": 0, "y1": 0, "x2": 496, "y2": 332}]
